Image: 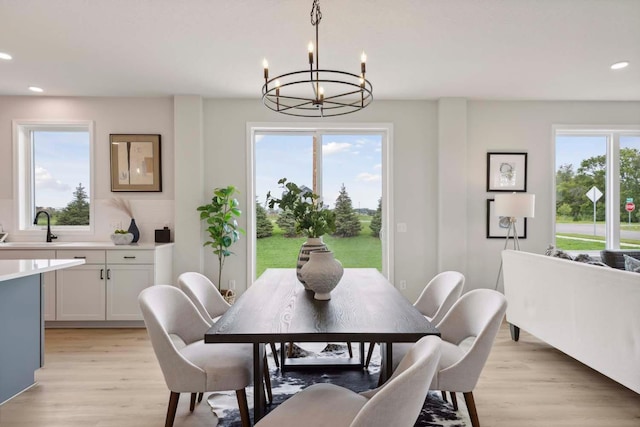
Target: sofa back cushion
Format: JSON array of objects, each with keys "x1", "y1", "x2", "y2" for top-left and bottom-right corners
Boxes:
[{"x1": 600, "y1": 250, "x2": 640, "y2": 269}]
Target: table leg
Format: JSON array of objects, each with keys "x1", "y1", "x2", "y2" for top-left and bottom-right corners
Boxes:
[
  {"x1": 379, "y1": 342, "x2": 393, "y2": 384},
  {"x1": 253, "y1": 343, "x2": 266, "y2": 423},
  {"x1": 359, "y1": 342, "x2": 365, "y2": 368}
]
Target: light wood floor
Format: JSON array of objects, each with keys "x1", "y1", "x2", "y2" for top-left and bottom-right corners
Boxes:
[{"x1": 0, "y1": 324, "x2": 638, "y2": 427}]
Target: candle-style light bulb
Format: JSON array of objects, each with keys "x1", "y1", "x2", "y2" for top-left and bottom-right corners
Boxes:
[
  {"x1": 275, "y1": 79, "x2": 281, "y2": 96},
  {"x1": 319, "y1": 86, "x2": 325, "y2": 102},
  {"x1": 263, "y1": 58, "x2": 269, "y2": 80},
  {"x1": 308, "y1": 42, "x2": 314, "y2": 65},
  {"x1": 361, "y1": 51, "x2": 367, "y2": 63},
  {"x1": 360, "y1": 51, "x2": 367, "y2": 74}
]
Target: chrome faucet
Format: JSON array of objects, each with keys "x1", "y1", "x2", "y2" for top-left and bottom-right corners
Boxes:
[{"x1": 34, "y1": 211, "x2": 58, "y2": 243}]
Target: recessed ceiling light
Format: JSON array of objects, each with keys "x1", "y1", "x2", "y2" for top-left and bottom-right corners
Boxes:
[
  {"x1": 611, "y1": 61, "x2": 629, "y2": 70},
  {"x1": 28, "y1": 86, "x2": 44, "y2": 93},
  {"x1": 0, "y1": 52, "x2": 12, "y2": 60}
]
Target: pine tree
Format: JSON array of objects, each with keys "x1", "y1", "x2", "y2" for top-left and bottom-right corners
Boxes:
[
  {"x1": 370, "y1": 197, "x2": 382, "y2": 238},
  {"x1": 276, "y1": 210, "x2": 299, "y2": 237},
  {"x1": 333, "y1": 184, "x2": 361, "y2": 237},
  {"x1": 256, "y1": 202, "x2": 274, "y2": 238},
  {"x1": 56, "y1": 183, "x2": 90, "y2": 225}
]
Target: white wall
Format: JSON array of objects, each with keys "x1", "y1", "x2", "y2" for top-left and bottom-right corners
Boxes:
[
  {"x1": 0, "y1": 96, "x2": 175, "y2": 244},
  {"x1": 2, "y1": 96, "x2": 638, "y2": 297},
  {"x1": 200, "y1": 99, "x2": 439, "y2": 301},
  {"x1": 466, "y1": 101, "x2": 640, "y2": 292}
]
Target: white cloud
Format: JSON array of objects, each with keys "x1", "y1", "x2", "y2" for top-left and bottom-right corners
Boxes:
[
  {"x1": 34, "y1": 166, "x2": 70, "y2": 192},
  {"x1": 357, "y1": 172, "x2": 381, "y2": 182},
  {"x1": 374, "y1": 163, "x2": 382, "y2": 170},
  {"x1": 323, "y1": 141, "x2": 351, "y2": 155}
]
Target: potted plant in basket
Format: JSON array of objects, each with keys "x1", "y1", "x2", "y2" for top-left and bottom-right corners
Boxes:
[
  {"x1": 197, "y1": 185, "x2": 245, "y2": 301},
  {"x1": 267, "y1": 178, "x2": 337, "y2": 287}
]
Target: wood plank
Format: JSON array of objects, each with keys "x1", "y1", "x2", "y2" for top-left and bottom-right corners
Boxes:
[{"x1": 0, "y1": 323, "x2": 639, "y2": 426}]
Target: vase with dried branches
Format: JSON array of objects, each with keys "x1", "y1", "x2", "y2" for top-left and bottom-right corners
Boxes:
[{"x1": 108, "y1": 198, "x2": 140, "y2": 243}]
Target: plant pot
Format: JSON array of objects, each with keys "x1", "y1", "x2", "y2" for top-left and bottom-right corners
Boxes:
[
  {"x1": 110, "y1": 233, "x2": 133, "y2": 245},
  {"x1": 300, "y1": 250, "x2": 344, "y2": 300},
  {"x1": 297, "y1": 237, "x2": 328, "y2": 288}
]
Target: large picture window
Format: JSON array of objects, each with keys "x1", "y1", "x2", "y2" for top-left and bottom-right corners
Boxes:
[
  {"x1": 13, "y1": 120, "x2": 94, "y2": 233},
  {"x1": 249, "y1": 124, "x2": 393, "y2": 282},
  {"x1": 554, "y1": 126, "x2": 640, "y2": 252}
]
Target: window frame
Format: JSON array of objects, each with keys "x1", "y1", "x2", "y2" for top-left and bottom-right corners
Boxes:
[
  {"x1": 247, "y1": 122, "x2": 394, "y2": 285},
  {"x1": 12, "y1": 119, "x2": 95, "y2": 236},
  {"x1": 552, "y1": 124, "x2": 640, "y2": 251}
]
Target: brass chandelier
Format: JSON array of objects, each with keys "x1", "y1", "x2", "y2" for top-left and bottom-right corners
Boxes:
[{"x1": 261, "y1": 0, "x2": 373, "y2": 117}]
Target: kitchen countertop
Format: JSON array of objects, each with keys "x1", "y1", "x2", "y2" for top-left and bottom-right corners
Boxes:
[
  {"x1": 0, "y1": 242, "x2": 174, "y2": 250},
  {"x1": 0, "y1": 259, "x2": 85, "y2": 282}
]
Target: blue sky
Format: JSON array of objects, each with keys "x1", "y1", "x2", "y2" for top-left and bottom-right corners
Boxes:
[
  {"x1": 33, "y1": 131, "x2": 90, "y2": 208},
  {"x1": 255, "y1": 133, "x2": 382, "y2": 210},
  {"x1": 556, "y1": 135, "x2": 640, "y2": 172}
]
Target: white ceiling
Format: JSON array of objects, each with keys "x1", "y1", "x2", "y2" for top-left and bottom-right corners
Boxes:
[{"x1": 0, "y1": 0, "x2": 638, "y2": 100}]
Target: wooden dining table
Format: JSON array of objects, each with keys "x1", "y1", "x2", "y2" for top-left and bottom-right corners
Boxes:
[{"x1": 204, "y1": 268, "x2": 439, "y2": 423}]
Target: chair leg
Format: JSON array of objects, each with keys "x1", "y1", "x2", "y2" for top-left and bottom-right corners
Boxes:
[
  {"x1": 450, "y1": 391, "x2": 458, "y2": 411},
  {"x1": 189, "y1": 393, "x2": 197, "y2": 412},
  {"x1": 197, "y1": 392, "x2": 204, "y2": 403},
  {"x1": 263, "y1": 354, "x2": 273, "y2": 404},
  {"x1": 463, "y1": 391, "x2": 480, "y2": 427},
  {"x1": 236, "y1": 389, "x2": 251, "y2": 427},
  {"x1": 269, "y1": 342, "x2": 280, "y2": 367},
  {"x1": 365, "y1": 342, "x2": 375, "y2": 368},
  {"x1": 347, "y1": 342, "x2": 353, "y2": 358},
  {"x1": 165, "y1": 392, "x2": 180, "y2": 427},
  {"x1": 441, "y1": 390, "x2": 448, "y2": 402}
]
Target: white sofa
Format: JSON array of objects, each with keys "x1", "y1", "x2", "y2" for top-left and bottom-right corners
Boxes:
[{"x1": 502, "y1": 249, "x2": 640, "y2": 394}]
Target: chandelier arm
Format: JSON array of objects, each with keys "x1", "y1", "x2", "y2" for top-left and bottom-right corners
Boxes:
[
  {"x1": 263, "y1": 97, "x2": 316, "y2": 112},
  {"x1": 264, "y1": 93, "x2": 321, "y2": 103}
]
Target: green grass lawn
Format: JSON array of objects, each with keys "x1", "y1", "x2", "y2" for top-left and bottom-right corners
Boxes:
[
  {"x1": 256, "y1": 219, "x2": 381, "y2": 277},
  {"x1": 556, "y1": 233, "x2": 640, "y2": 251}
]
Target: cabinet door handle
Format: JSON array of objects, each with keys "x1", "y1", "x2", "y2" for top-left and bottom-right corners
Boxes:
[
  {"x1": 123, "y1": 256, "x2": 136, "y2": 259},
  {"x1": 74, "y1": 256, "x2": 86, "y2": 259},
  {"x1": 107, "y1": 269, "x2": 111, "y2": 280},
  {"x1": 100, "y1": 269, "x2": 104, "y2": 280}
]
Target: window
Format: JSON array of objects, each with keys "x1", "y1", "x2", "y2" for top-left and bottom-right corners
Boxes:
[
  {"x1": 554, "y1": 126, "x2": 640, "y2": 252},
  {"x1": 249, "y1": 124, "x2": 392, "y2": 281},
  {"x1": 13, "y1": 120, "x2": 94, "y2": 232}
]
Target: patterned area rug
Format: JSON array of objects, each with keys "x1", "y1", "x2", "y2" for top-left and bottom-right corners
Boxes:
[{"x1": 207, "y1": 343, "x2": 470, "y2": 427}]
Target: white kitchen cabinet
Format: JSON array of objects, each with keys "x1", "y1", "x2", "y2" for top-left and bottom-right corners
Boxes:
[
  {"x1": 106, "y1": 264, "x2": 154, "y2": 320},
  {"x1": 0, "y1": 250, "x2": 57, "y2": 320},
  {"x1": 0, "y1": 243, "x2": 173, "y2": 325},
  {"x1": 55, "y1": 263, "x2": 106, "y2": 321}
]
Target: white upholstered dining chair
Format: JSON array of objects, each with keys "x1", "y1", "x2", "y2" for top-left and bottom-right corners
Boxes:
[
  {"x1": 138, "y1": 285, "x2": 255, "y2": 427},
  {"x1": 178, "y1": 271, "x2": 275, "y2": 402},
  {"x1": 365, "y1": 271, "x2": 465, "y2": 367},
  {"x1": 391, "y1": 288, "x2": 507, "y2": 427},
  {"x1": 255, "y1": 335, "x2": 442, "y2": 427}
]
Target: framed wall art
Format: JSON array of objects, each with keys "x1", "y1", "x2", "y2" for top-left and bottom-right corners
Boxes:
[
  {"x1": 486, "y1": 152, "x2": 527, "y2": 192},
  {"x1": 486, "y1": 199, "x2": 527, "y2": 239},
  {"x1": 110, "y1": 134, "x2": 162, "y2": 192}
]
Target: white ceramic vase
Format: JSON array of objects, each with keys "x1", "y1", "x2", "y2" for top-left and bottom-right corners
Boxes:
[
  {"x1": 296, "y1": 237, "x2": 328, "y2": 288},
  {"x1": 300, "y1": 250, "x2": 344, "y2": 300}
]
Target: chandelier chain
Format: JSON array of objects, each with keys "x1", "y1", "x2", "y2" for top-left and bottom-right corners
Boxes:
[{"x1": 310, "y1": 0, "x2": 322, "y2": 26}]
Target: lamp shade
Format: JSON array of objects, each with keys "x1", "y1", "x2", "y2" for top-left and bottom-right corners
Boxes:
[{"x1": 494, "y1": 193, "x2": 535, "y2": 218}]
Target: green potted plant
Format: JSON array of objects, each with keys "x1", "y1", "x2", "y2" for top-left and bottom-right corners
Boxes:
[
  {"x1": 197, "y1": 185, "x2": 245, "y2": 294},
  {"x1": 267, "y1": 178, "x2": 336, "y2": 286}
]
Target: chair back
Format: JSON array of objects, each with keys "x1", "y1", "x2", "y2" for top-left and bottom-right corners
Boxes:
[
  {"x1": 433, "y1": 289, "x2": 507, "y2": 392},
  {"x1": 413, "y1": 271, "x2": 465, "y2": 324},
  {"x1": 138, "y1": 285, "x2": 211, "y2": 391},
  {"x1": 178, "y1": 272, "x2": 230, "y2": 324},
  {"x1": 352, "y1": 336, "x2": 441, "y2": 427}
]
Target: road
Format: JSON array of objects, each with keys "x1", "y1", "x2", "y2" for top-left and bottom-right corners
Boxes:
[{"x1": 556, "y1": 223, "x2": 640, "y2": 240}]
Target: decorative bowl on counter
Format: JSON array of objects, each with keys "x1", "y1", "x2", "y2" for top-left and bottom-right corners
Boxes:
[{"x1": 110, "y1": 233, "x2": 134, "y2": 245}]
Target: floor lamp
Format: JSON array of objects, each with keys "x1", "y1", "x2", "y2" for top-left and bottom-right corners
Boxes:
[{"x1": 494, "y1": 192, "x2": 535, "y2": 290}]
